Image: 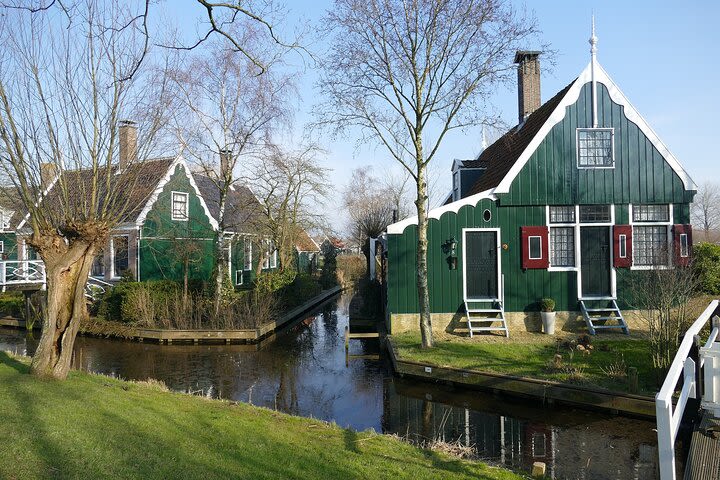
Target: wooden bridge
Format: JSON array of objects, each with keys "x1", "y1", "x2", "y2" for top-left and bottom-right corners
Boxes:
[{"x1": 656, "y1": 299, "x2": 720, "y2": 480}]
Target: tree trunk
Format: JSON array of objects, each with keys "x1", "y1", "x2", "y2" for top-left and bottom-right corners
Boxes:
[
  {"x1": 416, "y1": 161, "x2": 433, "y2": 349},
  {"x1": 214, "y1": 233, "x2": 226, "y2": 317},
  {"x1": 30, "y1": 246, "x2": 95, "y2": 380}
]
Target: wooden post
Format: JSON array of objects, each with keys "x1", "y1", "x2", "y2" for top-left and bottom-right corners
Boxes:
[
  {"x1": 628, "y1": 367, "x2": 638, "y2": 394},
  {"x1": 344, "y1": 326, "x2": 349, "y2": 351}
]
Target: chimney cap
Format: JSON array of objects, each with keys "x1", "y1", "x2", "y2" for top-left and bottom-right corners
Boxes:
[
  {"x1": 119, "y1": 119, "x2": 137, "y2": 126},
  {"x1": 514, "y1": 50, "x2": 541, "y2": 64}
]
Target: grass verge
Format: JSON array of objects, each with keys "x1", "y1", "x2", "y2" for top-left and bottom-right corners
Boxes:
[
  {"x1": 392, "y1": 333, "x2": 658, "y2": 395},
  {"x1": 0, "y1": 352, "x2": 524, "y2": 480}
]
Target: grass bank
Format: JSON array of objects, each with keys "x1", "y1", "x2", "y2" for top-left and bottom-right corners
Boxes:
[
  {"x1": 392, "y1": 333, "x2": 657, "y2": 395},
  {"x1": 0, "y1": 353, "x2": 524, "y2": 480}
]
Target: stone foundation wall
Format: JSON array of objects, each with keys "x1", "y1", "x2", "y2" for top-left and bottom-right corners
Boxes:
[{"x1": 388, "y1": 310, "x2": 649, "y2": 335}]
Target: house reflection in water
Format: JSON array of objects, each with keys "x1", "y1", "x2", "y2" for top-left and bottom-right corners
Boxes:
[{"x1": 382, "y1": 378, "x2": 659, "y2": 479}]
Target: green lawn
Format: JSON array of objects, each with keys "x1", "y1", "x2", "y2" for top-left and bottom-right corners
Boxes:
[
  {"x1": 0, "y1": 352, "x2": 524, "y2": 480},
  {"x1": 392, "y1": 333, "x2": 658, "y2": 395}
]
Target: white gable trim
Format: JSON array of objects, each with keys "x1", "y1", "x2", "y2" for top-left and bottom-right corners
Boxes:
[
  {"x1": 134, "y1": 156, "x2": 220, "y2": 231},
  {"x1": 16, "y1": 173, "x2": 61, "y2": 231},
  {"x1": 494, "y1": 60, "x2": 697, "y2": 194},
  {"x1": 387, "y1": 188, "x2": 497, "y2": 234}
]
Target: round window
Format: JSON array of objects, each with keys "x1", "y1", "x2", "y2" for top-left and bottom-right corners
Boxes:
[{"x1": 483, "y1": 209, "x2": 492, "y2": 222}]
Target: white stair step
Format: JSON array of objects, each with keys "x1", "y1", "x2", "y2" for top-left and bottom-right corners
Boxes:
[
  {"x1": 467, "y1": 308, "x2": 503, "y2": 313},
  {"x1": 469, "y1": 326, "x2": 508, "y2": 332},
  {"x1": 589, "y1": 324, "x2": 627, "y2": 330},
  {"x1": 590, "y1": 316, "x2": 621, "y2": 321},
  {"x1": 584, "y1": 308, "x2": 618, "y2": 312}
]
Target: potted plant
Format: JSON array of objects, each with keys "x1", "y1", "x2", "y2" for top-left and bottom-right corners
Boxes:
[{"x1": 540, "y1": 298, "x2": 556, "y2": 335}]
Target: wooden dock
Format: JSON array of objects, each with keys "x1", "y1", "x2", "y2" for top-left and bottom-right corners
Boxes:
[{"x1": 684, "y1": 412, "x2": 720, "y2": 480}]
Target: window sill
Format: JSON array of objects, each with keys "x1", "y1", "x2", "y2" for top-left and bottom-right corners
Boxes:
[
  {"x1": 630, "y1": 265, "x2": 672, "y2": 271},
  {"x1": 548, "y1": 267, "x2": 578, "y2": 272}
]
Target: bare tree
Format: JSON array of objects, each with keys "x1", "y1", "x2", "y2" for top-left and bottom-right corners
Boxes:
[
  {"x1": 1, "y1": 0, "x2": 306, "y2": 79},
  {"x1": 170, "y1": 20, "x2": 294, "y2": 316},
  {"x1": 0, "y1": 2, "x2": 174, "y2": 379},
  {"x1": 343, "y1": 166, "x2": 410, "y2": 272},
  {"x1": 316, "y1": 0, "x2": 540, "y2": 347},
  {"x1": 249, "y1": 144, "x2": 329, "y2": 275},
  {"x1": 692, "y1": 182, "x2": 720, "y2": 242}
]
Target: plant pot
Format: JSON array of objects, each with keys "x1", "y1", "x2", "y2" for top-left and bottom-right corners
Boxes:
[{"x1": 541, "y1": 311, "x2": 556, "y2": 335}]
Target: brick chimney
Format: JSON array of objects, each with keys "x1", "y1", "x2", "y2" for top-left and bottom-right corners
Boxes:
[
  {"x1": 220, "y1": 148, "x2": 232, "y2": 179},
  {"x1": 118, "y1": 120, "x2": 138, "y2": 169},
  {"x1": 514, "y1": 51, "x2": 541, "y2": 124},
  {"x1": 40, "y1": 163, "x2": 57, "y2": 189}
]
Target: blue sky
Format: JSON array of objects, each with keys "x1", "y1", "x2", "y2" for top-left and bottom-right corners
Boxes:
[{"x1": 169, "y1": 0, "x2": 719, "y2": 230}]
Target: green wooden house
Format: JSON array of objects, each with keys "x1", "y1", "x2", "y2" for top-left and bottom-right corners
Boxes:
[
  {"x1": 4, "y1": 121, "x2": 281, "y2": 289},
  {"x1": 386, "y1": 45, "x2": 697, "y2": 337}
]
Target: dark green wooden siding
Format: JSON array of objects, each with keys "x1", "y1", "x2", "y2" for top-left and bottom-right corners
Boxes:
[
  {"x1": 501, "y1": 83, "x2": 693, "y2": 206},
  {"x1": 140, "y1": 164, "x2": 216, "y2": 283},
  {"x1": 387, "y1": 79, "x2": 695, "y2": 316}
]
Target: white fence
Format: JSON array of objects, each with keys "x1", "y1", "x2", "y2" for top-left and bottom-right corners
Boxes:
[
  {"x1": 0, "y1": 260, "x2": 46, "y2": 289},
  {"x1": 656, "y1": 299, "x2": 720, "y2": 480}
]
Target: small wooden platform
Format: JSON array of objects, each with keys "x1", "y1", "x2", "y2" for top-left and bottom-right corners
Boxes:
[{"x1": 684, "y1": 412, "x2": 720, "y2": 480}]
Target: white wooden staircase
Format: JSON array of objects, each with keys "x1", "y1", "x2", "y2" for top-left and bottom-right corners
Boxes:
[
  {"x1": 465, "y1": 300, "x2": 508, "y2": 337},
  {"x1": 579, "y1": 299, "x2": 629, "y2": 335}
]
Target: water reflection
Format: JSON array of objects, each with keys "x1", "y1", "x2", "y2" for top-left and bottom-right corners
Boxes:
[{"x1": 0, "y1": 293, "x2": 661, "y2": 479}]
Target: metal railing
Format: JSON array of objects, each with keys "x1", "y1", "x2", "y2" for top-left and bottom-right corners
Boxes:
[
  {"x1": 85, "y1": 276, "x2": 114, "y2": 300},
  {"x1": 0, "y1": 260, "x2": 46, "y2": 288},
  {"x1": 656, "y1": 299, "x2": 720, "y2": 480}
]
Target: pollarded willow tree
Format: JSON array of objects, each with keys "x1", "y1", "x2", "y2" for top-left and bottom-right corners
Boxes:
[
  {"x1": 0, "y1": 2, "x2": 176, "y2": 379},
  {"x1": 316, "y1": 0, "x2": 541, "y2": 348},
  {"x1": 170, "y1": 21, "x2": 294, "y2": 316}
]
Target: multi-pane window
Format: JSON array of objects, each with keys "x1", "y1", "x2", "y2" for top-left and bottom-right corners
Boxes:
[
  {"x1": 549, "y1": 206, "x2": 575, "y2": 224},
  {"x1": 579, "y1": 205, "x2": 611, "y2": 223},
  {"x1": 577, "y1": 128, "x2": 614, "y2": 167},
  {"x1": 171, "y1": 192, "x2": 189, "y2": 220},
  {"x1": 235, "y1": 270, "x2": 243, "y2": 285},
  {"x1": 549, "y1": 227, "x2": 575, "y2": 267},
  {"x1": 91, "y1": 250, "x2": 104, "y2": 277},
  {"x1": 0, "y1": 241, "x2": 4, "y2": 253},
  {"x1": 112, "y1": 236, "x2": 129, "y2": 277},
  {"x1": 243, "y1": 238, "x2": 252, "y2": 270},
  {"x1": 633, "y1": 226, "x2": 668, "y2": 266},
  {"x1": 632, "y1": 205, "x2": 669, "y2": 223},
  {"x1": 262, "y1": 240, "x2": 277, "y2": 269}
]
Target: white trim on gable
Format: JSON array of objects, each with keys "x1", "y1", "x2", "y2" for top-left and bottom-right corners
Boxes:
[
  {"x1": 387, "y1": 188, "x2": 497, "y2": 235},
  {"x1": 493, "y1": 60, "x2": 697, "y2": 194},
  {"x1": 134, "y1": 156, "x2": 220, "y2": 231},
  {"x1": 16, "y1": 173, "x2": 61, "y2": 231}
]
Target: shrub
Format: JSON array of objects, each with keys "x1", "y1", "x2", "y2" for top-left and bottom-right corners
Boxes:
[
  {"x1": 540, "y1": 297, "x2": 555, "y2": 312},
  {"x1": 279, "y1": 273, "x2": 322, "y2": 309},
  {"x1": 336, "y1": 254, "x2": 366, "y2": 287},
  {"x1": 0, "y1": 292, "x2": 23, "y2": 317},
  {"x1": 319, "y1": 247, "x2": 338, "y2": 288},
  {"x1": 99, "y1": 280, "x2": 180, "y2": 323},
  {"x1": 694, "y1": 242, "x2": 720, "y2": 294},
  {"x1": 255, "y1": 269, "x2": 297, "y2": 294}
]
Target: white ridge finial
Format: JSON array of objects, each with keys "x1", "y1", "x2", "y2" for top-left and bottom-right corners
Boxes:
[{"x1": 590, "y1": 14, "x2": 598, "y2": 56}]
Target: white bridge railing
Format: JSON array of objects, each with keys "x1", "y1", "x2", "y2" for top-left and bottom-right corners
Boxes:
[
  {"x1": 656, "y1": 299, "x2": 720, "y2": 480},
  {"x1": 0, "y1": 260, "x2": 46, "y2": 290}
]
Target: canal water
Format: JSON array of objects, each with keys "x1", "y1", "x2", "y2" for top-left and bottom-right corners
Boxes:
[{"x1": 0, "y1": 293, "x2": 662, "y2": 479}]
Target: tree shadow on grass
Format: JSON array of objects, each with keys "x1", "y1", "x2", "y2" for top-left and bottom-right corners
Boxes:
[{"x1": 0, "y1": 350, "x2": 30, "y2": 373}]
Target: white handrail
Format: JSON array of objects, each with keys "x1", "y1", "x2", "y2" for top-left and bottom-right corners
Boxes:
[
  {"x1": 0, "y1": 260, "x2": 46, "y2": 285},
  {"x1": 656, "y1": 299, "x2": 719, "y2": 480}
]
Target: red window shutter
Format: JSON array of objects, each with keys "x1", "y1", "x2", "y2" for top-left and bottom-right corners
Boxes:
[
  {"x1": 520, "y1": 226, "x2": 549, "y2": 269},
  {"x1": 673, "y1": 224, "x2": 692, "y2": 266},
  {"x1": 613, "y1": 225, "x2": 632, "y2": 268}
]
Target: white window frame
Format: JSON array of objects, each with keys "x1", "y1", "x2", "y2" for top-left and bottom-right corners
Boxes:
[
  {"x1": 680, "y1": 233, "x2": 689, "y2": 258},
  {"x1": 461, "y1": 228, "x2": 502, "y2": 302},
  {"x1": 235, "y1": 270, "x2": 243, "y2": 285},
  {"x1": 528, "y1": 236, "x2": 542, "y2": 260},
  {"x1": 629, "y1": 203, "x2": 673, "y2": 270},
  {"x1": 618, "y1": 234, "x2": 627, "y2": 259},
  {"x1": 171, "y1": 191, "x2": 189, "y2": 221},
  {"x1": 91, "y1": 249, "x2": 105, "y2": 278},
  {"x1": 545, "y1": 205, "x2": 617, "y2": 300},
  {"x1": 576, "y1": 128, "x2": 615, "y2": 169},
  {"x1": 110, "y1": 234, "x2": 130, "y2": 279},
  {"x1": 0, "y1": 241, "x2": 4, "y2": 253},
  {"x1": 262, "y1": 239, "x2": 270, "y2": 270},
  {"x1": 0, "y1": 209, "x2": 12, "y2": 230}
]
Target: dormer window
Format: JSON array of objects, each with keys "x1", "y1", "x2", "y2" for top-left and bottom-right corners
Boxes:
[
  {"x1": 171, "y1": 191, "x2": 189, "y2": 221},
  {"x1": 577, "y1": 128, "x2": 614, "y2": 168},
  {"x1": 0, "y1": 209, "x2": 13, "y2": 230}
]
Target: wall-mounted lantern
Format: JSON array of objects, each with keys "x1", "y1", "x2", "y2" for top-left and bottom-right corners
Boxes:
[{"x1": 442, "y1": 237, "x2": 458, "y2": 270}]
